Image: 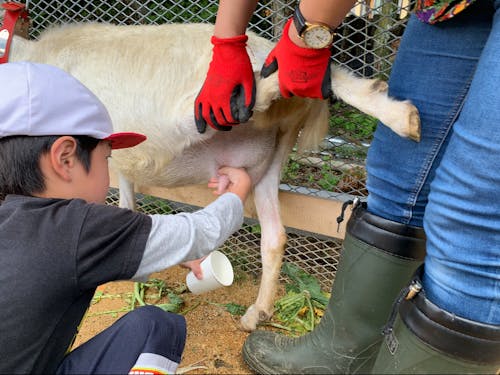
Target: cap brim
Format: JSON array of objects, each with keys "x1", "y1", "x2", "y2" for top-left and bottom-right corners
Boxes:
[{"x1": 103, "y1": 132, "x2": 147, "y2": 149}]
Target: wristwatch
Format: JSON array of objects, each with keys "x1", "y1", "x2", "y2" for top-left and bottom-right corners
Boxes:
[{"x1": 293, "y1": 4, "x2": 335, "y2": 49}]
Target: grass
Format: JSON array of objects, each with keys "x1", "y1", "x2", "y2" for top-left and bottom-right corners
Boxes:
[{"x1": 329, "y1": 101, "x2": 378, "y2": 141}]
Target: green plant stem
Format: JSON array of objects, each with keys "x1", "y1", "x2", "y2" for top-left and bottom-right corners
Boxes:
[{"x1": 134, "y1": 282, "x2": 146, "y2": 306}]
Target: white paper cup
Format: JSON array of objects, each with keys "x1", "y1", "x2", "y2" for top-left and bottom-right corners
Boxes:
[{"x1": 186, "y1": 250, "x2": 234, "y2": 294}]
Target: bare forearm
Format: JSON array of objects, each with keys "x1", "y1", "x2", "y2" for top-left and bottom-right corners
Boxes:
[
  {"x1": 214, "y1": 0, "x2": 259, "y2": 37},
  {"x1": 290, "y1": 0, "x2": 356, "y2": 47},
  {"x1": 300, "y1": 0, "x2": 356, "y2": 27}
]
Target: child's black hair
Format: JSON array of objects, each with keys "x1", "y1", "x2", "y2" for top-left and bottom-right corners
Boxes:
[{"x1": 0, "y1": 135, "x2": 100, "y2": 199}]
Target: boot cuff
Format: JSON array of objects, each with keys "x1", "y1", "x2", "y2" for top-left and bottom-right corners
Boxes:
[
  {"x1": 400, "y1": 273, "x2": 500, "y2": 364},
  {"x1": 347, "y1": 203, "x2": 426, "y2": 261}
]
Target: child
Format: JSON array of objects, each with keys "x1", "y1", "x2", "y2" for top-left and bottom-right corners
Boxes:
[{"x1": 0, "y1": 61, "x2": 252, "y2": 374}]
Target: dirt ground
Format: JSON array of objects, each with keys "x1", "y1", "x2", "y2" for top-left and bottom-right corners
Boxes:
[{"x1": 73, "y1": 266, "x2": 286, "y2": 374}]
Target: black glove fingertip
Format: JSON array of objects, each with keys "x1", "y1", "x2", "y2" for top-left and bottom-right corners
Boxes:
[
  {"x1": 213, "y1": 123, "x2": 233, "y2": 131},
  {"x1": 230, "y1": 83, "x2": 256, "y2": 123},
  {"x1": 210, "y1": 108, "x2": 232, "y2": 132},
  {"x1": 261, "y1": 58, "x2": 278, "y2": 78},
  {"x1": 195, "y1": 103, "x2": 207, "y2": 134},
  {"x1": 321, "y1": 61, "x2": 333, "y2": 99},
  {"x1": 249, "y1": 76, "x2": 256, "y2": 109}
]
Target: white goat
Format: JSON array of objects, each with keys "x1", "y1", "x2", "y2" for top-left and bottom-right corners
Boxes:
[{"x1": 10, "y1": 22, "x2": 420, "y2": 331}]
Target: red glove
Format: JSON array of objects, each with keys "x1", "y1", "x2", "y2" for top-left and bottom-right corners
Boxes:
[
  {"x1": 261, "y1": 19, "x2": 332, "y2": 99},
  {"x1": 195, "y1": 35, "x2": 256, "y2": 133}
]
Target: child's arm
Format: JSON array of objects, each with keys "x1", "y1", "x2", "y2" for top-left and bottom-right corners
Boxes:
[
  {"x1": 181, "y1": 167, "x2": 251, "y2": 278},
  {"x1": 132, "y1": 167, "x2": 252, "y2": 281}
]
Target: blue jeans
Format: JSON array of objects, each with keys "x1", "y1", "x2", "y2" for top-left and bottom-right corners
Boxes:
[{"x1": 366, "y1": 0, "x2": 500, "y2": 324}]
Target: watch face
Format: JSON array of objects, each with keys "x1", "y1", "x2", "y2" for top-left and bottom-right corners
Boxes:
[{"x1": 303, "y1": 25, "x2": 333, "y2": 49}]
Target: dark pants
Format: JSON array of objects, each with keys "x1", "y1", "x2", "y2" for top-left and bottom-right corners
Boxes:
[{"x1": 56, "y1": 305, "x2": 186, "y2": 374}]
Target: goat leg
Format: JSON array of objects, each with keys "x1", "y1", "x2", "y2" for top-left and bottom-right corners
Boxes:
[
  {"x1": 330, "y1": 66, "x2": 421, "y2": 142},
  {"x1": 254, "y1": 67, "x2": 421, "y2": 142}
]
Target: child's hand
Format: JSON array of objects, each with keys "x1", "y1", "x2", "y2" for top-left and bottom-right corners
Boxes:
[
  {"x1": 208, "y1": 167, "x2": 252, "y2": 203},
  {"x1": 180, "y1": 258, "x2": 205, "y2": 279}
]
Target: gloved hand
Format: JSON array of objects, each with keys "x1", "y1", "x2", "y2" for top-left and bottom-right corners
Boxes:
[
  {"x1": 195, "y1": 35, "x2": 256, "y2": 133},
  {"x1": 261, "y1": 19, "x2": 333, "y2": 99}
]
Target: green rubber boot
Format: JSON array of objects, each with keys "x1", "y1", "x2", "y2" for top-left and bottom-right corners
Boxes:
[
  {"x1": 242, "y1": 202, "x2": 426, "y2": 374},
  {"x1": 372, "y1": 269, "x2": 500, "y2": 374}
]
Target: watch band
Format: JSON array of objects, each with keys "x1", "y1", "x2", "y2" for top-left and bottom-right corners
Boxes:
[
  {"x1": 293, "y1": 4, "x2": 334, "y2": 38},
  {"x1": 293, "y1": 4, "x2": 308, "y2": 37}
]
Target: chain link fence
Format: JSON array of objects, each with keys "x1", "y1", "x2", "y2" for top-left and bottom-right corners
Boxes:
[{"x1": 2, "y1": 0, "x2": 413, "y2": 289}]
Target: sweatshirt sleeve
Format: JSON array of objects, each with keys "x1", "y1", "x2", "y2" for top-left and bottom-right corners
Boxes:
[{"x1": 131, "y1": 192, "x2": 244, "y2": 280}]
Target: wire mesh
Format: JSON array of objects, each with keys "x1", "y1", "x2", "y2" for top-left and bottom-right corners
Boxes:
[{"x1": 1, "y1": 0, "x2": 412, "y2": 289}]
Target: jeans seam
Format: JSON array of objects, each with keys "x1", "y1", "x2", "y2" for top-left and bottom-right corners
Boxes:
[{"x1": 405, "y1": 73, "x2": 475, "y2": 225}]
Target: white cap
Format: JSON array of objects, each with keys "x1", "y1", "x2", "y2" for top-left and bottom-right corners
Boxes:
[{"x1": 0, "y1": 61, "x2": 146, "y2": 149}]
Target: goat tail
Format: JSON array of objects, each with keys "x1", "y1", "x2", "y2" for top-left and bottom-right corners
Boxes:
[
  {"x1": 296, "y1": 99, "x2": 329, "y2": 153},
  {"x1": 253, "y1": 70, "x2": 329, "y2": 152}
]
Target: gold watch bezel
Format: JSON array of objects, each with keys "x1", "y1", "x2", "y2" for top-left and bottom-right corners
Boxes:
[
  {"x1": 301, "y1": 23, "x2": 335, "y2": 49},
  {"x1": 293, "y1": 4, "x2": 336, "y2": 49}
]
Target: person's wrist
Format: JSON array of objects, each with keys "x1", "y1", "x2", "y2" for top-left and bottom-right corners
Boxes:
[
  {"x1": 288, "y1": 19, "x2": 309, "y2": 48},
  {"x1": 287, "y1": 17, "x2": 333, "y2": 50},
  {"x1": 211, "y1": 34, "x2": 248, "y2": 45}
]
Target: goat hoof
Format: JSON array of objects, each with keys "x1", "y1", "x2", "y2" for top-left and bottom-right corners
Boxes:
[
  {"x1": 240, "y1": 305, "x2": 258, "y2": 331},
  {"x1": 407, "y1": 105, "x2": 421, "y2": 142},
  {"x1": 258, "y1": 310, "x2": 271, "y2": 322},
  {"x1": 240, "y1": 305, "x2": 272, "y2": 332}
]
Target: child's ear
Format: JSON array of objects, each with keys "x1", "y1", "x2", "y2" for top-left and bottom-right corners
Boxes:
[{"x1": 49, "y1": 136, "x2": 78, "y2": 181}]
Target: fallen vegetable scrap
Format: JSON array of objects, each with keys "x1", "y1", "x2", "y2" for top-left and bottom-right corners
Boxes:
[
  {"x1": 132, "y1": 278, "x2": 185, "y2": 313},
  {"x1": 88, "y1": 262, "x2": 329, "y2": 336},
  {"x1": 90, "y1": 278, "x2": 248, "y2": 319},
  {"x1": 270, "y1": 262, "x2": 330, "y2": 336},
  {"x1": 208, "y1": 301, "x2": 247, "y2": 316}
]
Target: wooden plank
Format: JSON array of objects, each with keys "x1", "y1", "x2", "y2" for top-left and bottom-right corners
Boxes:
[
  {"x1": 110, "y1": 174, "x2": 350, "y2": 239},
  {"x1": 278, "y1": 190, "x2": 350, "y2": 239}
]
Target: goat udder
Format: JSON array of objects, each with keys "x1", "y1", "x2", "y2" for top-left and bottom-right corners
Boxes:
[{"x1": 216, "y1": 174, "x2": 230, "y2": 195}]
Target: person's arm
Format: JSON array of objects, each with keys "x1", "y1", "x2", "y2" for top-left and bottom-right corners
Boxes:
[
  {"x1": 214, "y1": 0, "x2": 259, "y2": 38},
  {"x1": 288, "y1": 0, "x2": 356, "y2": 48},
  {"x1": 132, "y1": 168, "x2": 251, "y2": 280},
  {"x1": 179, "y1": 166, "x2": 252, "y2": 278}
]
